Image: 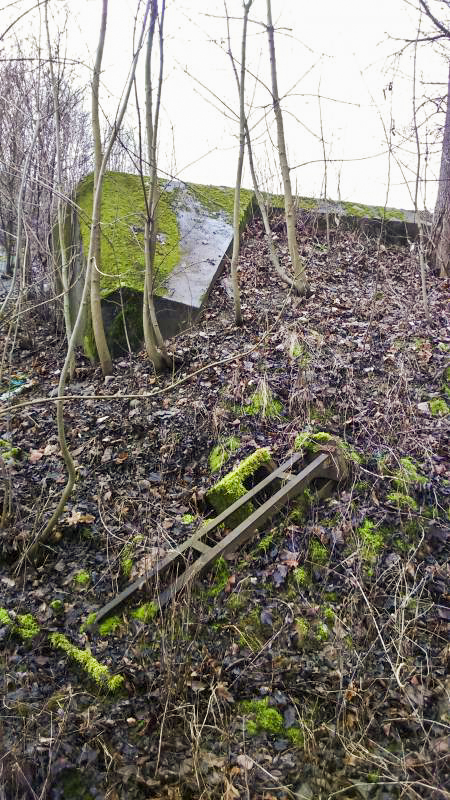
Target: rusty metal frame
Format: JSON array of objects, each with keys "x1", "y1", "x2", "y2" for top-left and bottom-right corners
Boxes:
[{"x1": 90, "y1": 450, "x2": 342, "y2": 630}]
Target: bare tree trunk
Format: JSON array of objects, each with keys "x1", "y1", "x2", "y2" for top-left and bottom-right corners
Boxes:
[
  {"x1": 22, "y1": 2, "x2": 152, "y2": 561},
  {"x1": 225, "y1": 0, "x2": 294, "y2": 291},
  {"x1": 143, "y1": 0, "x2": 170, "y2": 368},
  {"x1": 90, "y1": 0, "x2": 113, "y2": 376},
  {"x1": 266, "y1": 0, "x2": 308, "y2": 295},
  {"x1": 0, "y1": 115, "x2": 40, "y2": 316},
  {"x1": 431, "y1": 62, "x2": 450, "y2": 278},
  {"x1": 228, "y1": 0, "x2": 252, "y2": 326},
  {"x1": 44, "y1": 0, "x2": 74, "y2": 377}
]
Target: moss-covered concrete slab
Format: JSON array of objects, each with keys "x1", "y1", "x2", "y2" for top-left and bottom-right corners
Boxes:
[
  {"x1": 268, "y1": 194, "x2": 431, "y2": 244},
  {"x1": 68, "y1": 172, "x2": 429, "y2": 356},
  {"x1": 70, "y1": 173, "x2": 254, "y2": 354}
]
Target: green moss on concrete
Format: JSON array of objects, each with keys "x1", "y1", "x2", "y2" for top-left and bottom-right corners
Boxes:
[
  {"x1": 76, "y1": 172, "x2": 180, "y2": 297},
  {"x1": 107, "y1": 293, "x2": 144, "y2": 355},
  {"x1": 131, "y1": 600, "x2": 158, "y2": 623},
  {"x1": 295, "y1": 431, "x2": 361, "y2": 466},
  {"x1": 209, "y1": 435, "x2": 240, "y2": 473},
  {"x1": 342, "y1": 201, "x2": 406, "y2": 221},
  {"x1": 429, "y1": 398, "x2": 449, "y2": 416},
  {"x1": 268, "y1": 193, "x2": 318, "y2": 211},
  {"x1": 206, "y1": 448, "x2": 271, "y2": 525},
  {"x1": 188, "y1": 183, "x2": 254, "y2": 225},
  {"x1": 294, "y1": 431, "x2": 332, "y2": 453},
  {"x1": 49, "y1": 633, "x2": 124, "y2": 691},
  {"x1": 387, "y1": 492, "x2": 418, "y2": 511}
]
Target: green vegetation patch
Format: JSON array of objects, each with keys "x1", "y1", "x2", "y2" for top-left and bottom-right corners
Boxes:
[
  {"x1": 75, "y1": 175, "x2": 254, "y2": 303},
  {"x1": 74, "y1": 570, "x2": 90, "y2": 587},
  {"x1": 209, "y1": 435, "x2": 240, "y2": 473},
  {"x1": 387, "y1": 492, "x2": 418, "y2": 511},
  {"x1": 206, "y1": 448, "x2": 271, "y2": 525},
  {"x1": 0, "y1": 438, "x2": 21, "y2": 461},
  {"x1": 358, "y1": 518, "x2": 384, "y2": 563},
  {"x1": 239, "y1": 385, "x2": 282, "y2": 418},
  {"x1": 239, "y1": 697, "x2": 304, "y2": 746},
  {"x1": 308, "y1": 538, "x2": 329, "y2": 565},
  {"x1": 429, "y1": 398, "x2": 449, "y2": 416},
  {"x1": 0, "y1": 608, "x2": 40, "y2": 639},
  {"x1": 98, "y1": 615, "x2": 122, "y2": 637},
  {"x1": 131, "y1": 600, "x2": 158, "y2": 623},
  {"x1": 208, "y1": 556, "x2": 230, "y2": 597},
  {"x1": 392, "y1": 457, "x2": 427, "y2": 491},
  {"x1": 49, "y1": 633, "x2": 123, "y2": 691}
]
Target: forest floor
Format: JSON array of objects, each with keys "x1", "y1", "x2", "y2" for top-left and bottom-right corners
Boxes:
[{"x1": 0, "y1": 211, "x2": 449, "y2": 800}]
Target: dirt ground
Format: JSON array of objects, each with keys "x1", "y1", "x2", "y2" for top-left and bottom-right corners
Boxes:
[{"x1": 0, "y1": 211, "x2": 449, "y2": 800}]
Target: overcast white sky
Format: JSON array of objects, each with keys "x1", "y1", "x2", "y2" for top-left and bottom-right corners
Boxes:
[{"x1": 11, "y1": 0, "x2": 450, "y2": 209}]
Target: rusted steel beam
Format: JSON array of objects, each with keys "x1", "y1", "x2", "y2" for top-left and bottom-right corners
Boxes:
[{"x1": 89, "y1": 450, "x2": 341, "y2": 630}]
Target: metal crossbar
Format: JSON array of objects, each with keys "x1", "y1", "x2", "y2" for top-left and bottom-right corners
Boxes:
[{"x1": 90, "y1": 450, "x2": 342, "y2": 630}]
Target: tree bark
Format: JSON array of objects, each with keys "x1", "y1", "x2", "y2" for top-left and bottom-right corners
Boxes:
[
  {"x1": 90, "y1": 0, "x2": 113, "y2": 376},
  {"x1": 266, "y1": 0, "x2": 308, "y2": 295},
  {"x1": 431, "y1": 62, "x2": 450, "y2": 278},
  {"x1": 143, "y1": 0, "x2": 170, "y2": 368},
  {"x1": 44, "y1": 0, "x2": 74, "y2": 377}
]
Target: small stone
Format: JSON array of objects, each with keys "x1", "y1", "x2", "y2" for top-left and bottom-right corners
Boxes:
[{"x1": 104, "y1": 375, "x2": 114, "y2": 385}]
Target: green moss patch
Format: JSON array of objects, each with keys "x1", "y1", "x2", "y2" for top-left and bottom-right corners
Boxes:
[
  {"x1": 239, "y1": 697, "x2": 304, "y2": 746},
  {"x1": 308, "y1": 538, "x2": 329, "y2": 565},
  {"x1": 74, "y1": 570, "x2": 90, "y2": 587},
  {"x1": 387, "y1": 492, "x2": 418, "y2": 511},
  {"x1": 206, "y1": 448, "x2": 271, "y2": 525},
  {"x1": 209, "y1": 436, "x2": 240, "y2": 473},
  {"x1": 49, "y1": 633, "x2": 123, "y2": 691},
  {"x1": 0, "y1": 608, "x2": 40, "y2": 639},
  {"x1": 342, "y1": 201, "x2": 406, "y2": 221},
  {"x1": 188, "y1": 183, "x2": 253, "y2": 225},
  {"x1": 392, "y1": 457, "x2": 427, "y2": 491},
  {"x1": 358, "y1": 518, "x2": 384, "y2": 563},
  {"x1": 240, "y1": 386, "x2": 282, "y2": 418},
  {"x1": 131, "y1": 601, "x2": 158, "y2": 623},
  {"x1": 76, "y1": 172, "x2": 180, "y2": 297},
  {"x1": 429, "y1": 398, "x2": 449, "y2": 416}
]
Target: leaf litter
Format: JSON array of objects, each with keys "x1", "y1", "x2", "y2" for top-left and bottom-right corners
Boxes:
[{"x1": 0, "y1": 210, "x2": 449, "y2": 799}]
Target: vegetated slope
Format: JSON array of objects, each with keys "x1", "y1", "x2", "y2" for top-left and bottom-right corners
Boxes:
[{"x1": 0, "y1": 210, "x2": 449, "y2": 799}]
